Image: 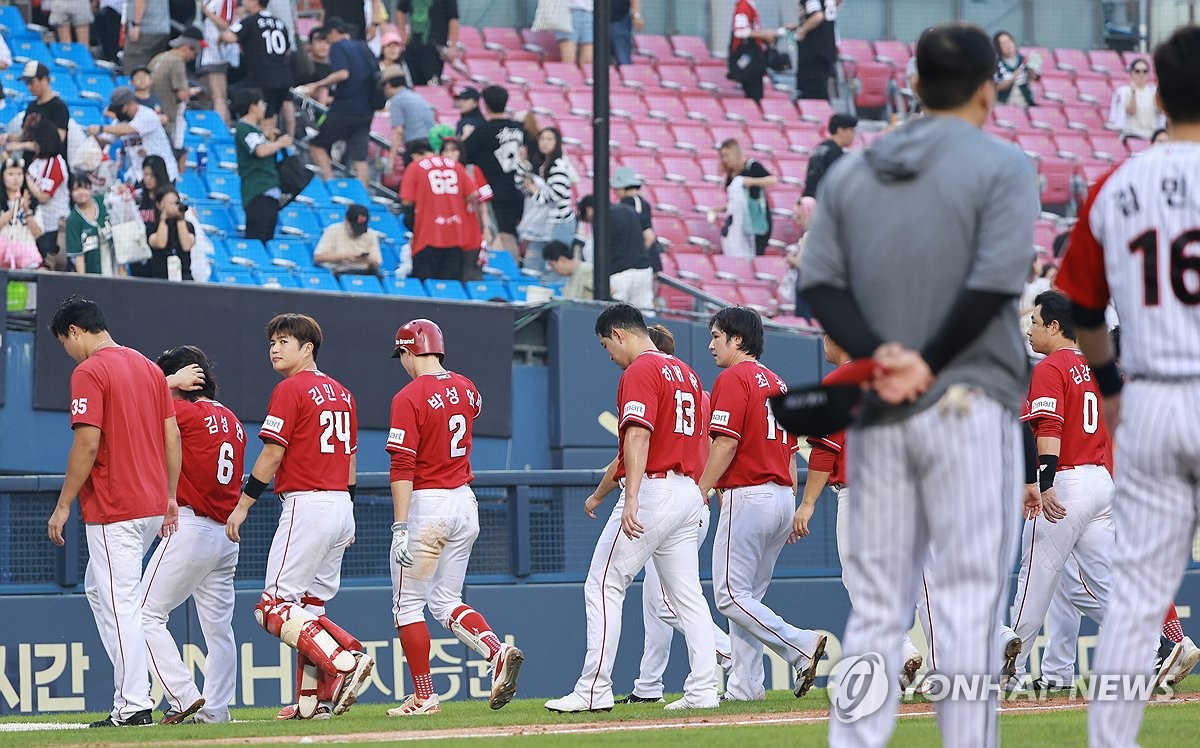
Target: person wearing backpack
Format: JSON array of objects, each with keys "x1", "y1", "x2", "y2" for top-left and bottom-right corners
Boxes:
[
  {"x1": 719, "y1": 138, "x2": 775, "y2": 256},
  {"x1": 298, "y1": 17, "x2": 380, "y2": 189}
]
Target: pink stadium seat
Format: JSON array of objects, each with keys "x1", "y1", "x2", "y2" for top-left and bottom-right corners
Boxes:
[
  {"x1": 659, "y1": 284, "x2": 699, "y2": 312},
  {"x1": 558, "y1": 118, "x2": 592, "y2": 146},
  {"x1": 797, "y1": 99, "x2": 834, "y2": 124},
  {"x1": 685, "y1": 216, "x2": 723, "y2": 249},
  {"x1": 1053, "y1": 132, "x2": 1093, "y2": 160},
  {"x1": 1028, "y1": 106, "x2": 1069, "y2": 131},
  {"x1": 619, "y1": 154, "x2": 662, "y2": 181},
  {"x1": 747, "y1": 124, "x2": 786, "y2": 153},
  {"x1": 1034, "y1": 219, "x2": 1060, "y2": 251},
  {"x1": 760, "y1": 98, "x2": 798, "y2": 123},
  {"x1": 702, "y1": 280, "x2": 745, "y2": 305},
  {"x1": 723, "y1": 97, "x2": 764, "y2": 123},
  {"x1": 839, "y1": 38, "x2": 874, "y2": 63},
  {"x1": 739, "y1": 283, "x2": 781, "y2": 315},
  {"x1": 1063, "y1": 104, "x2": 1107, "y2": 131},
  {"x1": 671, "y1": 35, "x2": 715, "y2": 63},
  {"x1": 1090, "y1": 132, "x2": 1126, "y2": 160},
  {"x1": 1024, "y1": 46, "x2": 1055, "y2": 70},
  {"x1": 695, "y1": 66, "x2": 731, "y2": 91},
  {"x1": 992, "y1": 104, "x2": 1030, "y2": 128},
  {"x1": 620, "y1": 64, "x2": 661, "y2": 90},
  {"x1": 505, "y1": 59, "x2": 544, "y2": 87},
  {"x1": 776, "y1": 155, "x2": 809, "y2": 186},
  {"x1": 873, "y1": 39, "x2": 911, "y2": 66},
  {"x1": 635, "y1": 122, "x2": 675, "y2": 151},
  {"x1": 656, "y1": 185, "x2": 695, "y2": 214},
  {"x1": 565, "y1": 90, "x2": 593, "y2": 116},
  {"x1": 660, "y1": 155, "x2": 705, "y2": 183},
  {"x1": 506, "y1": 89, "x2": 534, "y2": 112},
  {"x1": 673, "y1": 253, "x2": 716, "y2": 282},
  {"x1": 1038, "y1": 77, "x2": 1077, "y2": 104},
  {"x1": 1088, "y1": 49, "x2": 1124, "y2": 75},
  {"x1": 648, "y1": 94, "x2": 689, "y2": 122},
  {"x1": 656, "y1": 215, "x2": 689, "y2": 247},
  {"x1": 635, "y1": 34, "x2": 674, "y2": 60},
  {"x1": 659, "y1": 252, "x2": 678, "y2": 276},
  {"x1": 712, "y1": 254, "x2": 754, "y2": 281},
  {"x1": 1038, "y1": 155, "x2": 1076, "y2": 207},
  {"x1": 710, "y1": 123, "x2": 747, "y2": 147},
  {"x1": 752, "y1": 254, "x2": 789, "y2": 280},
  {"x1": 610, "y1": 91, "x2": 648, "y2": 119},
  {"x1": 1017, "y1": 132, "x2": 1058, "y2": 159},
  {"x1": 483, "y1": 27, "x2": 522, "y2": 51},
  {"x1": 527, "y1": 84, "x2": 567, "y2": 111},
  {"x1": 689, "y1": 185, "x2": 726, "y2": 213},
  {"x1": 683, "y1": 94, "x2": 726, "y2": 122},
  {"x1": 671, "y1": 123, "x2": 713, "y2": 151},
  {"x1": 1075, "y1": 77, "x2": 1114, "y2": 105},
  {"x1": 657, "y1": 66, "x2": 698, "y2": 91},
  {"x1": 785, "y1": 127, "x2": 825, "y2": 154},
  {"x1": 1077, "y1": 159, "x2": 1112, "y2": 188},
  {"x1": 502, "y1": 47, "x2": 542, "y2": 62},
  {"x1": 457, "y1": 25, "x2": 484, "y2": 49},
  {"x1": 853, "y1": 60, "x2": 894, "y2": 112},
  {"x1": 1053, "y1": 47, "x2": 1090, "y2": 73},
  {"x1": 469, "y1": 58, "x2": 507, "y2": 86},
  {"x1": 544, "y1": 62, "x2": 589, "y2": 88}
]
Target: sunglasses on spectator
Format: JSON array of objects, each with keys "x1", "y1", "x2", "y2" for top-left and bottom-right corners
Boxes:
[{"x1": 1132, "y1": 67, "x2": 1149, "y2": 74}]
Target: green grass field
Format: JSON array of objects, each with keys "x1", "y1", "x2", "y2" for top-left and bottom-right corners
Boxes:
[{"x1": 3, "y1": 679, "x2": 1199, "y2": 747}]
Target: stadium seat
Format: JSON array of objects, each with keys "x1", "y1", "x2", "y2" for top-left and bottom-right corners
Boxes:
[
  {"x1": 339, "y1": 274, "x2": 387, "y2": 294},
  {"x1": 1063, "y1": 104, "x2": 1107, "y2": 131},
  {"x1": 619, "y1": 65, "x2": 660, "y2": 91},
  {"x1": 1088, "y1": 49, "x2": 1125, "y2": 76},
  {"x1": 1053, "y1": 132, "x2": 1093, "y2": 160},
  {"x1": 1090, "y1": 132, "x2": 1127, "y2": 161},
  {"x1": 1075, "y1": 77, "x2": 1114, "y2": 105},
  {"x1": 873, "y1": 40, "x2": 912, "y2": 67},
  {"x1": 206, "y1": 173, "x2": 240, "y2": 202},
  {"x1": 671, "y1": 35, "x2": 715, "y2": 64},
  {"x1": 266, "y1": 238, "x2": 314, "y2": 267},
  {"x1": 425, "y1": 279, "x2": 469, "y2": 300},
  {"x1": 1037, "y1": 155, "x2": 1077, "y2": 210},
  {"x1": 294, "y1": 177, "x2": 331, "y2": 206},
  {"x1": 688, "y1": 184, "x2": 725, "y2": 214},
  {"x1": 9, "y1": 38, "x2": 52, "y2": 65},
  {"x1": 68, "y1": 102, "x2": 104, "y2": 127},
  {"x1": 50, "y1": 42, "x2": 94, "y2": 71},
  {"x1": 384, "y1": 276, "x2": 429, "y2": 297},
  {"x1": 327, "y1": 178, "x2": 371, "y2": 206},
  {"x1": 224, "y1": 239, "x2": 271, "y2": 268},
  {"x1": 659, "y1": 155, "x2": 705, "y2": 184},
  {"x1": 657, "y1": 66, "x2": 698, "y2": 91},
  {"x1": 211, "y1": 268, "x2": 259, "y2": 286},
  {"x1": 711, "y1": 254, "x2": 754, "y2": 281},
  {"x1": 294, "y1": 269, "x2": 341, "y2": 292},
  {"x1": 466, "y1": 280, "x2": 511, "y2": 301},
  {"x1": 701, "y1": 279, "x2": 743, "y2": 305},
  {"x1": 671, "y1": 253, "x2": 716, "y2": 282},
  {"x1": 635, "y1": 34, "x2": 674, "y2": 61},
  {"x1": 543, "y1": 62, "x2": 589, "y2": 89},
  {"x1": 193, "y1": 202, "x2": 234, "y2": 236},
  {"x1": 176, "y1": 172, "x2": 208, "y2": 202},
  {"x1": 752, "y1": 255, "x2": 789, "y2": 281},
  {"x1": 482, "y1": 249, "x2": 522, "y2": 279},
  {"x1": 739, "y1": 284, "x2": 780, "y2": 315},
  {"x1": 75, "y1": 71, "x2": 115, "y2": 103},
  {"x1": 278, "y1": 205, "x2": 322, "y2": 238},
  {"x1": 1053, "y1": 47, "x2": 1090, "y2": 73},
  {"x1": 482, "y1": 26, "x2": 522, "y2": 51}
]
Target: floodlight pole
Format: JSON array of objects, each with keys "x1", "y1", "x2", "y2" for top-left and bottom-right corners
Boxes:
[{"x1": 592, "y1": 0, "x2": 612, "y2": 301}]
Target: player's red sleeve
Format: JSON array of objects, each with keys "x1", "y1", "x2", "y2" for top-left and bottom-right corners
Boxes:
[
  {"x1": 708, "y1": 369, "x2": 744, "y2": 441},
  {"x1": 617, "y1": 361, "x2": 658, "y2": 432},
  {"x1": 259, "y1": 382, "x2": 294, "y2": 447},
  {"x1": 399, "y1": 163, "x2": 418, "y2": 204},
  {"x1": 157, "y1": 371, "x2": 173, "y2": 422},
  {"x1": 474, "y1": 171, "x2": 494, "y2": 203},
  {"x1": 387, "y1": 392, "x2": 420, "y2": 482},
  {"x1": 806, "y1": 431, "x2": 845, "y2": 454},
  {"x1": 1057, "y1": 170, "x2": 1116, "y2": 313},
  {"x1": 1027, "y1": 360, "x2": 1066, "y2": 441},
  {"x1": 458, "y1": 162, "x2": 478, "y2": 199},
  {"x1": 807, "y1": 442, "x2": 838, "y2": 473},
  {"x1": 69, "y1": 366, "x2": 104, "y2": 430}
]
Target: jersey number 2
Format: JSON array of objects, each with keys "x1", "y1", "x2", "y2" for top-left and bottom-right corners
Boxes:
[
  {"x1": 448, "y1": 414, "x2": 468, "y2": 457},
  {"x1": 319, "y1": 411, "x2": 352, "y2": 454}
]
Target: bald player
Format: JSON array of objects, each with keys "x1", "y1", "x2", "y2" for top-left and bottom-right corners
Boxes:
[{"x1": 1055, "y1": 26, "x2": 1200, "y2": 747}]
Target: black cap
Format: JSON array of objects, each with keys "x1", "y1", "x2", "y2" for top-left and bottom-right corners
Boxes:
[
  {"x1": 346, "y1": 204, "x2": 370, "y2": 236},
  {"x1": 323, "y1": 16, "x2": 348, "y2": 34},
  {"x1": 454, "y1": 86, "x2": 480, "y2": 101}
]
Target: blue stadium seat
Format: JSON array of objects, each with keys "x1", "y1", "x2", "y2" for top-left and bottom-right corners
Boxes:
[
  {"x1": 295, "y1": 269, "x2": 341, "y2": 292},
  {"x1": 52, "y1": 76, "x2": 80, "y2": 101},
  {"x1": 215, "y1": 144, "x2": 238, "y2": 169},
  {"x1": 193, "y1": 202, "x2": 234, "y2": 237},
  {"x1": 0, "y1": 5, "x2": 25, "y2": 31},
  {"x1": 266, "y1": 238, "x2": 313, "y2": 267},
  {"x1": 481, "y1": 249, "x2": 520, "y2": 280},
  {"x1": 465, "y1": 280, "x2": 511, "y2": 302},
  {"x1": 206, "y1": 173, "x2": 240, "y2": 201},
  {"x1": 50, "y1": 42, "x2": 94, "y2": 70},
  {"x1": 211, "y1": 268, "x2": 259, "y2": 286},
  {"x1": 339, "y1": 274, "x2": 386, "y2": 294},
  {"x1": 314, "y1": 206, "x2": 344, "y2": 228},
  {"x1": 228, "y1": 204, "x2": 246, "y2": 232},
  {"x1": 326, "y1": 178, "x2": 371, "y2": 206},
  {"x1": 277, "y1": 205, "x2": 321, "y2": 238},
  {"x1": 259, "y1": 269, "x2": 299, "y2": 288},
  {"x1": 368, "y1": 211, "x2": 404, "y2": 242},
  {"x1": 75, "y1": 71, "x2": 114, "y2": 103},
  {"x1": 379, "y1": 242, "x2": 401, "y2": 269},
  {"x1": 294, "y1": 177, "x2": 330, "y2": 206},
  {"x1": 10, "y1": 39, "x2": 52, "y2": 65},
  {"x1": 384, "y1": 276, "x2": 429, "y2": 297},
  {"x1": 224, "y1": 238, "x2": 271, "y2": 268},
  {"x1": 68, "y1": 103, "x2": 104, "y2": 128},
  {"x1": 184, "y1": 109, "x2": 225, "y2": 136},
  {"x1": 424, "y1": 280, "x2": 469, "y2": 300},
  {"x1": 508, "y1": 281, "x2": 560, "y2": 302},
  {"x1": 176, "y1": 172, "x2": 208, "y2": 202}
]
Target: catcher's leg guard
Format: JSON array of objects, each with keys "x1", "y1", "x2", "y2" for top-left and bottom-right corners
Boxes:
[
  {"x1": 319, "y1": 615, "x2": 363, "y2": 652},
  {"x1": 447, "y1": 605, "x2": 500, "y2": 660},
  {"x1": 295, "y1": 652, "x2": 322, "y2": 719},
  {"x1": 256, "y1": 594, "x2": 356, "y2": 677}
]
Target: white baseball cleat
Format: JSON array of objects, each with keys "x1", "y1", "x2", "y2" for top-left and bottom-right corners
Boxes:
[
  {"x1": 333, "y1": 651, "x2": 375, "y2": 715},
  {"x1": 1154, "y1": 639, "x2": 1184, "y2": 692},
  {"x1": 1167, "y1": 636, "x2": 1200, "y2": 686},
  {"x1": 899, "y1": 654, "x2": 923, "y2": 690},
  {"x1": 793, "y1": 634, "x2": 828, "y2": 698},
  {"x1": 489, "y1": 643, "x2": 524, "y2": 710},
  {"x1": 664, "y1": 696, "x2": 720, "y2": 710},
  {"x1": 544, "y1": 693, "x2": 612, "y2": 713},
  {"x1": 276, "y1": 702, "x2": 332, "y2": 720},
  {"x1": 387, "y1": 693, "x2": 441, "y2": 716}
]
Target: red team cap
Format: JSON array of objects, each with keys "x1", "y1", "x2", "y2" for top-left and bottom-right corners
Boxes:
[{"x1": 391, "y1": 319, "x2": 445, "y2": 358}]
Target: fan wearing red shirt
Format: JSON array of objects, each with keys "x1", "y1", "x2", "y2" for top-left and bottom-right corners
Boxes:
[
  {"x1": 545, "y1": 304, "x2": 717, "y2": 713},
  {"x1": 224, "y1": 314, "x2": 373, "y2": 721},
  {"x1": 399, "y1": 139, "x2": 485, "y2": 282},
  {"x1": 46, "y1": 295, "x2": 181, "y2": 728},
  {"x1": 695, "y1": 307, "x2": 827, "y2": 701},
  {"x1": 383, "y1": 319, "x2": 524, "y2": 717},
  {"x1": 140, "y1": 346, "x2": 246, "y2": 725},
  {"x1": 996, "y1": 290, "x2": 1117, "y2": 683}
]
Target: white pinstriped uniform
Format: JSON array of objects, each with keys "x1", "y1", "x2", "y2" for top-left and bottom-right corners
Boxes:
[{"x1": 1057, "y1": 143, "x2": 1200, "y2": 747}]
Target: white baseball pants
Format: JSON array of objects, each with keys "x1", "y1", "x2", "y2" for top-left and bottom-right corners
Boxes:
[
  {"x1": 569, "y1": 472, "x2": 718, "y2": 709},
  {"x1": 1038, "y1": 554, "x2": 1096, "y2": 685},
  {"x1": 142, "y1": 506, "x2": 240, "y2": 722},
  {"x1": 631, "y1": 509, "x2": 736, "y2": 700},
  {"x1": 713, "y1": 483, "x2": 824, "y2": 695},
  {"x1": 85, "y1": 515, "x2": 163, "y2": 720},
  {"x1": 1090, "y1": 380, "x2": 1200, "y2": 748},
  {"x1": 391, "y1": 486, "x2": 480, "y2": 627},
  {"x1": 828, "y1": 392, "x2": 1022, "y2": 748},
  {"x1": 263, "y1": 491, "x2": 355, "y2": 606}
]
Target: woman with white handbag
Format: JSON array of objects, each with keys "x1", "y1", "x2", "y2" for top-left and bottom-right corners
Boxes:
[{"x1": 0, "y1": 156, "x2": 44, "y2": 269}]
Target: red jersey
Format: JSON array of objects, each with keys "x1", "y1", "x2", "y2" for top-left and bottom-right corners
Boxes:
[
  {"x1": 731, "y1": 0, "x2": 763, "y2": 54},
  {"x1": 709, "y1": 360, "x2": 795, "y2": 489},
  {"x1": 386, "y1": 370, "x2": 482, "y2": 490},
  {"x1": 175, "y1": 398, "x2": 247, "y2": 523},
  {"x1": 614, "y1": 350, "x2": 705, "y2": 480},
  {"x1": 460, "y1": 163, "x2": 492, "y2": 250},
  {"x1": 69, "y1": 346, "x2": 174, "y2": 524},
  {"x1": 399, "y1": 154, "x2": 480, "y2": 253},
  {"x1": 259, "y1": 369, "x2": 358, "y2": 495},
  {"x1": 1023, "y1": 347, "x2": 1111, "y2": 470}
]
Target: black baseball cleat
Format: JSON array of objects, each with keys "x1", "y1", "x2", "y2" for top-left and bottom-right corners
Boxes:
[
  {"x1": 89, "y1": 709, "x2": 153, "y2": 727},
  {"x1": 1031, "y1": 677, "x2": 1074, "y2": 694},
  {"x1": 615, "y1": 693, "x2": 665, "y2": 704}
]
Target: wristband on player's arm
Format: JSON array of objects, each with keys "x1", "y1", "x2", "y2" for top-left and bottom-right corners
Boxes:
[
  {"x1": 1092, "y1": 358, "x2": 1124, "y2": 396},
  {"x1": 1038, "y1": 454, "x2": 1058, "y2": 493},
  {"x1": 243, "y1": 475, "x2": 268, "y2": 500},
  {"x1": 1022, "y1": 422, "x2": 1038, "y2": 485},
  {"x1": 348, "y1": 484, "x2": 356, "y2": 501}
]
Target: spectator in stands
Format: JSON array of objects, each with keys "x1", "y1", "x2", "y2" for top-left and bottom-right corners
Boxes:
[
  {"x1": 25, "y1": 120, "x2": 70, "y2": 264},
  {"x1": 791, "y1": 1, "x2": 838, "y2": 100},
  {"x1": 233, "y1": 88, "x2": 292, "y2": 242},
  {"x1": 266, "y1": 0, "x2": 299, "y2": 49},
  {"x1": 137, "y1": 155, "x2": 173, "y2": 225},
  {"x1": 293, "y1": 28, "x2": 333, "y2": 108},
  {"x1": 719, "y1": 138, "x2": 775, "y2": 256},
  {"x1": 66, "y1": 170, "x2": 113, "y2": 275},
  {"x1": 87, "y1": 87, "x2": 178, "y2": 185},
  {"x1": 378, "y1": 27, "x2": 404, "y2": 70},
  {"x1": 130, "y1": 67, "x2": 165, "y2": 118},
  {"x1": 465, "y1": 85, "x2": 531, "y2": 255},
  {"x1": 224, "y1": 0, "x2": 296, "y2": 137},
  {"x1": 95, "y1": 0, "x2": 123, "y2": 64},
  {"x1": 401, "y1": 138, "x2": 493, "y2": 281},
  {"x1": 382, "y1": 66, "x2": 435, "y2": 165},
  {"x1": 48, "y1": 0, "x2": 93, "y2": 47},
  {"x1": 1152, "y1": 127, "x2": 1169, "y2": 144},
  {"x1": 1109, "y1": 58, "x2": 1165, "y2": 141},
  {"x1": 301, "y1": 17, "x2": 377, "y2": 188},
  {"x1": 545, "y1": 239, "x2": 594, "y2": 300},
  {"x1": 149, "y1": 28, "x2": 207, "y2": 174},
  {"x1": 146, "y1": 188, "x2": 196, "y2": 280},
  {"x1": 785, "y1": 195, "x2": 816, "y2": 316},
  {"x1": 9, "y1": 62, "x2": 70, "y2": 157},
  {"x1": 610, "y1": 0, "x2": 644, "y2": 66},
  {"x1": 395, "y1": 0, "x2": 460, "y2": 86},
  {"x1": 576, "y1": 194, "x2": 654, "y2": 309},
  {"x1": 314, "y1": 203, "x2": 382, "y2": 275},
  {"x1": 611, "y1": 165, "x2": 661, "y2": 271},
  {"x1": 992, "y1": 32, "x2": 1041, "y2": 108},
  {"x1": 438, "y1": 135, "x2": 494, "y2": 282},
  {"x1": 124, "y1": 0, "x2": 172, "y2": 72},
  {"x1": 199, "y1": 0, "x2": 240, "y2": 124},
  {"x1": 728, "y1": 0, "x2": 777, "y2": 102},
  {"x1": 453, "y1": 86, "x2": 486, "y2": 139},
  {"x1": 804, "y1": 113, "x2": 857, "y2": 198},
  {"x1": 0, "y1": 156, "x2": 44, "y2": 263},
  {"x1": 0, "y1": 33, "x2": 9, "y2": 71},
  {"x1": 322, "y1": 0, "x2": 369, "y2": 40},
  {"x1": 558, "y1": 0, "x2": 596, "y2": 66},
  {"x1": 518, "y1": 126, "x2": 579, "y2": 272}
]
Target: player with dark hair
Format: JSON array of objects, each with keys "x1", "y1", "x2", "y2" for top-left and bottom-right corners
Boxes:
[
  {"x1": 47, "y1": 295, "x2": 181, "y2": 728},
  {"x1": 1055, "y1": 25, "x2": 1200, "y2": 746},
  {"x1": 698, "y1": 307, "x2": 827, "y2": 700},
  {"x1": 142, "y1": 346, "x2": 246, "y2": 724},
  {"x1": 464, "y1": 85, "x2": 530, "y2": 253},
  {"x1": 225, "y1": 313, "x2": 373, "y2": 721},
  {"x1": 548, "y1": 303, "x2": 718, "y2": 712},
  {"x1": 796, "y1": 21, "x2": 1037, "y2": 746}
]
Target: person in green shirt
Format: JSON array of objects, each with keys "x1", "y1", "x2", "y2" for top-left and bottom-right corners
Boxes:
[
  {"x1": 233, "y1": 87, "x2": 292, "y2": 242},
  {"x1": 65, "y1": 171, "x2": 112, "y2": 275}
]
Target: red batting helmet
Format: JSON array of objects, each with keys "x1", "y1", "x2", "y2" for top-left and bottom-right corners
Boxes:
[{"x1": 391, "y1": 319, "x2": 445, "y2": 358}]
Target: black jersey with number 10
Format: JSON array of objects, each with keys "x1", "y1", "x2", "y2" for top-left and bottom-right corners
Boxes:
[{"x1": 233, "y1": 11, "x2": 293, "y2": 90}]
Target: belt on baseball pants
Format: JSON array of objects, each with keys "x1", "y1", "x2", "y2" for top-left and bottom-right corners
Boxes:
[
  {"x1": 829, "y1": 482, "x2": 846, "y2": 491},
  {"x1": 645, "y1": 471, "x2": 669, "y2": 479}
]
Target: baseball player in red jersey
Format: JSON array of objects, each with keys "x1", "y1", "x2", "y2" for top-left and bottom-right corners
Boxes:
[
  {"x1": 46, "y1": 295, "x2": 181, "y2": 728},
  {"x1": 546, "y1": 304, "x2": 718, "y2": 713},
  {"x1": 142, "y1": 346, "x2": 246, "y2": 724},
  {"x1": 384, "y1": 319, "x2": 524, "y2": 716},
  {"x1": 1055, "y1": 28, "x2": 1200, "y2": 746},
  {"x1": 225, "y1": 314, "x2": 373, "y2": 721},
  {"x1": 400, "y1": 138, "x2": 489, "y2": 282},
  {"x1": 696, "y1": 307, "x2": 828, "y2": 700},
  {"x1": 996, "y1": 290, "x2": 1117, "y2": 686}
]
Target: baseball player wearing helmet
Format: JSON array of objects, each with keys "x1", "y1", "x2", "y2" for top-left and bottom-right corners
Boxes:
[
  {"x1": 225, "y1": 314, "x2": 374, "y2": 721},
  {"x1": 697, "y1": 307, "x2": 828, "y2": 700},
  {"x1": 385, "y1": 318, "x2": 524, "y2": 716},
  {"x1": 142, "y1": 346, "x2": 246, "y2": 724}
]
